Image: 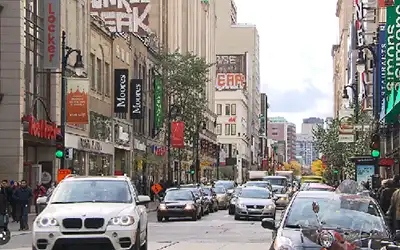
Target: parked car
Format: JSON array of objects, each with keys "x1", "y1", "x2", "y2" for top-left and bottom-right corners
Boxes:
[
  {"x1": 244, "y1": 181, "x2": 273, "y2": 192},
  {"x1": 33, "y1": 175, "x2": 151, "y2": 250},
  {"x1": 157, "y1": 189, "x2": 202, "y2": 221},
  {"x1": 214, "y1": 185, "x2": 229, "y2": 209},
  {"x1": 229, "y1": 186, "x2": 243, "y2": 215},
  {"x1": 260, "y1": 190, "x2": 392, "y2": 249},
  {"x1": 203, "y1": 186, "x2": 218, "y2": 212},
  {"x1": 234, "y1": 186, "x2": 276, "y2": 220},
  {"x1": 215, "y1": 180, "x2": 236, "y2": 197}
]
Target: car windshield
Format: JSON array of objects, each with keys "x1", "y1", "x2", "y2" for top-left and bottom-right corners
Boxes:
[
  {"x1": 240, "y1": 189, "x2": 270, "y2": 199},
  {"x1": 164, "y1": 190, "x2": 193, "y2": 201},
  {"x1": 50, "y1": 180, "x2": 132, "y2": 204},
  {"x1": 215, "y1": 181, "x2": 234, "y2": 190},
  {"x1": 214, "y1": 186, "x2": 226, "y2": 194},
  {"x1": 246, "y1": 182, "x2": 269, "y2": 188},
  {"x1": 285, "y1": 196, "x2": 385, "y2": 233},
  {"x1": 264, "y1": 177, "x2": 286, "y2": 186},
  {"x1": 182, "y1": 188, "x2": 200, "y2": 196}
]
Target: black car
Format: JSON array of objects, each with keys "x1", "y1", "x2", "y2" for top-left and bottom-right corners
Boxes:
[
  {"x1": 261, "y1": 191, "x2": 393, "y2": 249},
  {"x1": 157, "y1": 189, "x2": 202, "y2": 222},
  {"x1": 179, "y1": 185, "x2": 209, "y2": 215}
]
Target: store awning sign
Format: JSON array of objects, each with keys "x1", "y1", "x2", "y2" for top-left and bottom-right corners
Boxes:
[{"x1": 21, "y1": 115, "x2": 60, "y2": 140}]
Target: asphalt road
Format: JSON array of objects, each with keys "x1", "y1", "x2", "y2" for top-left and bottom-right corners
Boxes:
[{"x1": 4, "y1": 209, "x2": 279, "y2": 250}]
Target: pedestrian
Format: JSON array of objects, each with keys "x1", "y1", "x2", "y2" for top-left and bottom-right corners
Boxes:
[
  {"x1": 13, "y1": 180, "x2": 33, "y2": 231},
  {"x1": 33, "y1": 182, "x2": 46, "y2": 214},
  {"x1": 0, "y1": 183, "x2": 9, "y2": 232},
  {"x1": 380, "y1": 180, "x2": 396, "y2": 214}
]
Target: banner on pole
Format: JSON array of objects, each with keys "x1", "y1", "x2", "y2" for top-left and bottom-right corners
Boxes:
[
  {"x1": 66, "y1": 78, "x2": 89, "y2": 124},
  {"x1": 171, "y1": 121, "x2": 185, "y2": 148}
]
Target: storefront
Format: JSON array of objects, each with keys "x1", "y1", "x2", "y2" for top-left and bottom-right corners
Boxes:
[
  {"x1": 65, "y1": 133, "x2": 114, "y2": 175},
  {"x1": 114, "y1": 121, "x2": 132, "y2": 175}
]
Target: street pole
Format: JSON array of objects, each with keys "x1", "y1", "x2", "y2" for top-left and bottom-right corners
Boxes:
[
  {"x1": 216, "y1": 145, "x2": 220, "y2": 180},
  {"x1": 60, "y1": 31, "x2": 67, "y2": 170},
  {"x1": 195, "y1": 125, "x2": 200, "y2": 183},
  {"x1": 167, "y1": 116, "x2": 172, "y2": 182}
]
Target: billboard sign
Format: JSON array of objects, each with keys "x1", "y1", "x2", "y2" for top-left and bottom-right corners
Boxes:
[
  {"x1": 215, "y1": 54, "x2": 246, "y2": 91},
  {"x1": 130, "y1": 79, "x2": 143, "y2": 119},
  {"x1": 91, "y1": 0, "x2": 151, "y2": 36},
  {"x1": 377, "y1": 24, "x2": 386, "y2": 120},
  {"x1": 114, "y1": 69, "x2": 129, "y2": 113}
]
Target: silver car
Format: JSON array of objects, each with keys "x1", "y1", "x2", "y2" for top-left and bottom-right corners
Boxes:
[
  {"x1": 33, "y1": 176, "x2": 151, "y2": 250},
  {"x1": 235, "y1": 186, "x2": 276, "y2": 220},
  {"x1": 272, "y1": 185, "x2": 290, "y2": 208}
]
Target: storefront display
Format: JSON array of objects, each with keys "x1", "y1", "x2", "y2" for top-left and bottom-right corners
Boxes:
[
  {"x1": 89, "y1": 154, "x2": 111, "y2": 175},
  {"x1": 65, "y1": 150, "x2": 85, "y2": 175}
]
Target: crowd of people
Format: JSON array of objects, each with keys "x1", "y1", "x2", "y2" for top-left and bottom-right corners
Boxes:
[{"x1": 0, "y1": 180, "x2": 55, "y2": 232}]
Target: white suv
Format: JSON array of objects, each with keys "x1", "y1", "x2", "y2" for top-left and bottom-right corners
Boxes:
[{"x1": 32, "y1": 175, "x2": 150, "y2": 250}]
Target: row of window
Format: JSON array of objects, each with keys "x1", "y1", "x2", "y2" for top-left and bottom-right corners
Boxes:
[
  {"x1": 216, "y1": 104, "x2": 237, "y2": 116},
  {"x1": 215, "y1": 124, "x2": 237, "y2": 136}
]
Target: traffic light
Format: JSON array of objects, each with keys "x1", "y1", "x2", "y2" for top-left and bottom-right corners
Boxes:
[
  {"x1": 333, "y1": 169, "x2": 339, "y2": 174},
  {"x1": 370, "y1": 133, "x2": 380, "y2": 158},
  {"x1": 55, "y1": 133, "x2": 64, "y2": 159},
  {"x1": 189, "y1": 165, "x2": 195, "y2": 175}
]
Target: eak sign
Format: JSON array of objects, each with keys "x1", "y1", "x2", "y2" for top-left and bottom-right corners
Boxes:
[{"x1": 21, "y1": 115, "x2": 60, "y2": 140}]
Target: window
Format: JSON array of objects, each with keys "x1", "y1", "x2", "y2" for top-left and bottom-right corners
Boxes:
[
  {"x1": 231, "y1": 104, "x2": 236, "y2": 115},
  {"x1": 225, "y1": 124, "x2": 230, "y2": 135},
  {"x1": 216, "y1": 104, "x2": 222, "y2": 115},
  {"x1": 231, "y1": 124, "x2": 236, "y2": 135},
  {"x1": 96, "y1": 58, "x2": 102, "y2": 93},
  {"x1": 104, "y1": 62, "x2": 110, "y2": 96},
  {"x1": 225, "y1": 104, "x2": 230, "y2": 115},
  {"x1": 216, "y1": 124, "x2": 222, "y2": 135},
  {"x1": 272, "y1": 132, "x2": 278, "y2": 136},
  {"x1": 90, "y1": 54, "x2": 96, "y2": 89}
]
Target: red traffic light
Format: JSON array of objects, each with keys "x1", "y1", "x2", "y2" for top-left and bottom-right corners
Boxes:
[{"x1": 370, "y1": 133, "x2": 380, "y2": 150}]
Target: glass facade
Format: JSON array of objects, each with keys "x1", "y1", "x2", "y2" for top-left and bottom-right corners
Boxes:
[
  {"x1": 89, "y1": 154, "x2": 111, "y2": 175},
  {"x1": 65, "y1": 150, "x2": 86, "y2": 175}
]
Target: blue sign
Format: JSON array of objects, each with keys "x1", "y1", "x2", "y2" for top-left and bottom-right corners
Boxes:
[{"x1": 378, "y1": 24, "x2": 386, "y2": 120}]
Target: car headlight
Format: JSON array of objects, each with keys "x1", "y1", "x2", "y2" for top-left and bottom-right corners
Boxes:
[
  {"x1": 264, "y1": 204, "x2": 274, "y2": 210},
  {"x1": 108, "y1": 216, "x2": 135, "y2": 226},
  {"x1": 274, "y1": 236, "x2": 294, "y2": 250},
  {"x1": 184, "y1": 204, "x2": 194, "y2": 210},
  {"x1": 236, "y1": 203, "x2": 246, "y2": 209},
  {"x1": 36, "y1": 217, "x2": 59, "y2": 227},
  {"x1": 159, "y1": 204, "x2": 167, "y2": 210}
]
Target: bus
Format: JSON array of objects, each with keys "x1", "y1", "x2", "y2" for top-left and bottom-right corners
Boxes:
[{"x1": 301, "y1": 175, "x2": 326, "y2": 184}]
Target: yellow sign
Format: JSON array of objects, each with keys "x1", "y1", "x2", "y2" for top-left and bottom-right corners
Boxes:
[{"x1": 137, "y1": 160, "x2": 143, "y2": 170}]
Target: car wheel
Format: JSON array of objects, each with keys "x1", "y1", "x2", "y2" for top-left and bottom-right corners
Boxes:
[
  {"x1": 134, "y1": 225, "x2": 141, "y2": 250},
  {"x1": 140, "y1": 227, "x2": 148, "y2": 250},
  {"x1": 197, "y1": 210, "x2": 202, "y2": 219},
  {"x1": 201, "y1": 207, "x2": 205, "y2": 216},
  {"x1": 214, "y1": 205, "x2": 218, "y2": 212},
  {"x1": 228, "y1": 206, "x2": 234, "y2": 215},
  {"x1": 192, "y1": 213, "x2": 197, "y2": 221},
  {"x1": 157, "y1": 216, "x2": 163, "y2": 222},
  {"x1": 234, "y1": 214, "x2": 240, "y2": 220},
  {"x1": 164, "y1": 217, "x2": 169, "y2": 221}
]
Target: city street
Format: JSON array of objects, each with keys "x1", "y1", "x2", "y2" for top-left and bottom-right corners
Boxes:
[{"x1": 4, "y1": 209, "x2": 278, "y2": 250}]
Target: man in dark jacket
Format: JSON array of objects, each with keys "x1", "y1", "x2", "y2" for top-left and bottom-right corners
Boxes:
[
  {"x1": 13, "y1": 180, "x2": 32, "y2": 231},
  {"x1": 0, "y1": 185, "x2": 8, "y2": 231},
  {"x1": 380, "y1": 180, "x2": 397, "y2": 214}
]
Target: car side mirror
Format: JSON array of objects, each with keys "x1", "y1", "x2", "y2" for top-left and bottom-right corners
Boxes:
[
  {"x1": 261, "y1": 218, "x2": 276, "y2": 230},
  {"x1": 37, "y1": 196, "x2": 48, "y2": 205},
  {"x1": 137, "y1": 195, "x2": 151, "y2": 205}
]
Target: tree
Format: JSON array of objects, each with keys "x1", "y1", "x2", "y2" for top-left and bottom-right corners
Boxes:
[
  {"x1": 154, "y1": 50, "x2": 213, "y2": 144},
  {"x1": 312, "y1": 107, "x2": 372, "y2": 180},
  {"x1": 282, "y1": 160, "x2": 301, "y2": 175},
  {"x1": 311, "y1": 160, "x2": 324, "y2": 176}
]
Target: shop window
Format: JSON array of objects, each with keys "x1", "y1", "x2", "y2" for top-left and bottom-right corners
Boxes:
[
  {"x1": 90, "y1": 111, "x2": 112, "y2": 142},
  {"x1": 216, "y1": 104, "x2": 222, "y2": 115},
  {"x1": 216, "y1": 124, "x2": 222, "y2": 135},
  {"x1": 65, "y1": 150, "x2": 85, "y2": 175},
  {"x1": 89, "y1": 154, "x2": 111, "y2": 176},
  {"x1": 104, "y1": 62, "x2": 110, "y2": 97},
  {"x1": 225, "y1": 104, "x2": 230, "y2": 115},
  {"x1": 231, "y1": 124, "x2": 236, "y2": 135},
  {"x1": 115, "y1": 149, "x2": 127, "y2": 174},
  {"x1": 90, "y1": 53, "x2": 96, "y2": 90},
  {"x1": 96, "y1": 58, "x2": 102, "y2": 93},
  {"x1": 231, "y1": 104, "x2": 236, "y2": 115}
]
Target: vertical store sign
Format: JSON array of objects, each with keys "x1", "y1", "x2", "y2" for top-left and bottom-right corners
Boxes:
[
  {"x1": 154, "y1": 76, "x2": 164, "y2": 130},
  {"x1": 130, "y1": 79, "x2": 143, "y2": 119},
  {"x1": 43, "y1": 0, "x2": 61, "y2": 70},
  {"x1": 114, "y1": 69, "x2": 129, "y2": 113},
  {"x1": 377, "y1": 24, "x2": 386, "y2": 120},
  {"x1": 385, "y1": 2, "x2": 398, "y2": 115},
  {"x1": 171, "y1": 121, "x2": 185, "y2": 148},
  {"x1": 354, "y1": 0, "x2": 366, "y2": 108},
  {"x1": 66, "y1": 78, "x2": 89, "y2": 124}
]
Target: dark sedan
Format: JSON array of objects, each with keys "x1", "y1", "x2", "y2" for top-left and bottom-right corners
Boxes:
[
  {"x1": 261, "y1": 191, "x2": 392, "y2": 249},
  {"x1": 157, "y1": 189, "x2": 202, "y2": 222}
]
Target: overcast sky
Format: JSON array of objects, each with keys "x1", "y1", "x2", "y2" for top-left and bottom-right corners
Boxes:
[{"x1": 234, "y1": 0, "x2": 338, "y2": 132}]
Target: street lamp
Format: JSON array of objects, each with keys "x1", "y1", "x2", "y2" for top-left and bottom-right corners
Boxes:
[
  {"x1": 195, "y1": 120, "x2": 206, "y2": 183},
  {"x1": 60, "y1": 31, "x2": 84, "y2": 169},
  {"x1": 167, "y1": 104, "x2": 181, "y2": 182}
]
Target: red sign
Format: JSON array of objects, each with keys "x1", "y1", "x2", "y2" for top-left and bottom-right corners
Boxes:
[
  {"x1": 379, "y1": 158, "x2": 395, "y2": 167},
  {"x1": 228, "y1": 117, "x2": 236, "y2": 123},
  {"x1": 22, "y1": 115, "x2": 60, "y2": 140},
  {"x1": 216, "y1": 73, "x2": 246, "y2": 91},
  {"x1": 171, "y1": 121, "x2": 185, "y2": 148},
  {"x1": 379, "y1": 0, "x2": 394, "y2": 7}
]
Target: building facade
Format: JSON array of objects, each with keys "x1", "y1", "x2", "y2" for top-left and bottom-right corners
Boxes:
[
  {"x1": 214, "y1": 0, "x2": 261, "y2": 175},
  {"x1": 267, "y1": 117, "x2": 296, "y2": 163}
]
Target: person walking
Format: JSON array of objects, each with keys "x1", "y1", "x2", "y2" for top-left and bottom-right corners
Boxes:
[
  {"x1": 0, "y1": 184, "x2": 9, "y2": 231},
  {"x1": 13, "y1": 180, "x2": 33, "y2": 231}
]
